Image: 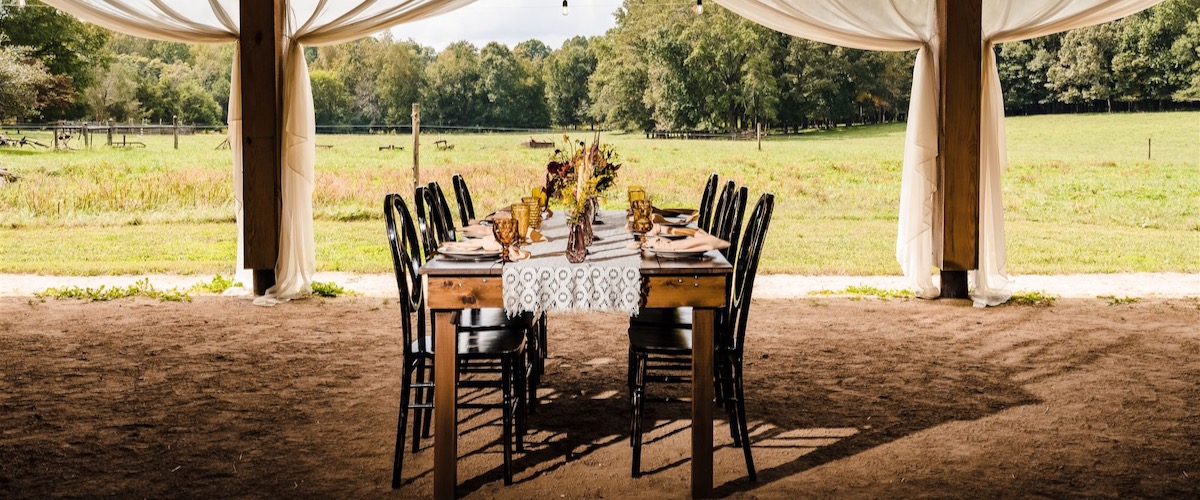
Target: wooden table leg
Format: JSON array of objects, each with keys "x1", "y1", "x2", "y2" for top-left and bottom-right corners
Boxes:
[
  {"x1": 691, "y1": 308, "x2": 715, "y2": 498},
  {"x1": 433, "y1": 310, "x2": 458, "y2": 499}
]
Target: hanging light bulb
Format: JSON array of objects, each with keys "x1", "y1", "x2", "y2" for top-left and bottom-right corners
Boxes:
[
  {"x1": 692, "y1": 0, "x2": 703, "y2": 15},
  {"x1": 562, "y1": 0, "x2": 569, "y2": 16}
]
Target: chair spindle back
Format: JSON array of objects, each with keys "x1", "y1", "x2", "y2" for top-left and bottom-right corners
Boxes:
[
  {"x1": 384, "y1": 193, "x2": 428, "y2": 356},
  {"x1": 697, "y1": 173, "x2": 719, "y2": 232},
  {"x1": 711, "y1": 186, "x2": 747, "y2": 263},
  {"x1": 724, "y1": 193, "x2": 774, "y2": 354},
  {"x1": 428, "y1": 181, "x2": 458, "y2": 243},
  {"x1": 452, "y1": 174, "x2": 476, "y2": 227}
]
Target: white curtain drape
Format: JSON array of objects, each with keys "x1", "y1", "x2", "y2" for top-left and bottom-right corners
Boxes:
[
  {"x1": 43, "y1": 0, "x2": 476, "y2": 304},
  {"x1": 716, "y1": 0, "x2": 1164, "y2": 306}
]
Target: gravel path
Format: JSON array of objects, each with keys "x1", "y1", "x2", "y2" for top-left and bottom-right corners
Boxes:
[{"x1": 2, "y1": 272, "x2": 1196, "y2": 298}]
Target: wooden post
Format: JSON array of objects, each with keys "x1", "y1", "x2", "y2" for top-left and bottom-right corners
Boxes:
[
  {"x1": 412, "y1": 103, "x2": 421, "y2": 192},
  {"x1": 934, "y1": 0, "x2": 982, "y2": 299},
  {"x1": 173, "y1": 115, "x2": 179, "y2": 150},
  {"x1": 53, "y1": 125, "x2": 59, "y2": 150},
  {"x1": 107, "y1": 120, "x2": 113, "y2": 146},
  {"x1": 239, "y1": 0, "x2": 285, "y2": 295},
  {"x1": 756, "y1": 122, "x2": 762, "y2": 151},
  {"x1": 1147, "y1": 138, "x2": 1151, "y2": 160}
]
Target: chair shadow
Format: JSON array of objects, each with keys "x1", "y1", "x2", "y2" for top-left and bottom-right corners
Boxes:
[{"x1": 414, "y1": 306, "x2": 1136, "y2": 497}]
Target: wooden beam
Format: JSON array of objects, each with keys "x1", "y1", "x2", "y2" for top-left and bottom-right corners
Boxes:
[
  {"x1": 935, "y1": 0, "x2": 981, "y2": 296},
  {"x1": 239, "y1": 0, "x2": 284, "y2": 292}
]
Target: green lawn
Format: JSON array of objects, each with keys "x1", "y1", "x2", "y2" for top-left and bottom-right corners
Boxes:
[{"x1": 1, "y1": 111, "x2": 1197, "y2": 276}]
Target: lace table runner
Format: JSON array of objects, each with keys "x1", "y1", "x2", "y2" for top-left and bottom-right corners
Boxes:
[{"x1": 502, "y1": 210, "x2": 642, "y2": 316}]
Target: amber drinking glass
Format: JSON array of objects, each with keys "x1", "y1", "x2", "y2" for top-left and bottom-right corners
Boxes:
[
  {"x1": 492, "y1": 218, "x2": 519, "y2": 262},
  {"x1": 510, "y1": 203, "x2": 531, "y2": 242},
  {"x1": 631, "y1": 199, "x2": 654, "y2": 235},
  {"x1": 522, "y1": 197, "x2": 542, "y2": 229},
  {"x1": 628, "y1": 185, "x2": 646, "y2": 204}
]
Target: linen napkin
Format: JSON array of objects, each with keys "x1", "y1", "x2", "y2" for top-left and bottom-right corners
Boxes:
[
  {"x1": 646, "y1": 225, "x2": 697, "y2": 238},
  {"x1": 638, "y1": 230, "x2": 730, "y2": 252},
  {"x1": 441, "y1": 236, "x2": 502, "y2": 253},
  {"x1": 461, "y1": 224, "x2": 492, "y2": 239},
  {"x1": 652, "y1": 212, "x2": 699, "y2": 226}
]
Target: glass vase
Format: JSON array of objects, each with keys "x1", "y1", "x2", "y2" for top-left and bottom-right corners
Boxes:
[{"x1": 566, "y1": 221, "x2": 588, "y2": 263}]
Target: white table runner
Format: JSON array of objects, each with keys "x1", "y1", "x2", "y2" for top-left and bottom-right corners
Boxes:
[{"x1": 502, "y1": 210, "x2": 642, "y2": 316}]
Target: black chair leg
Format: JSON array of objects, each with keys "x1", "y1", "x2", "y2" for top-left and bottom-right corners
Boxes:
[
  {"x1": 412, "y1": 362, "x2": 428, "y2": 451},
  {"x1": 631, "y1": 353, "x2": 647, "y2": 478},
  {"x1": 502, "y1": 361, "x2": 514, "y2": 485},
  {"x1": 719, "y1": 361, "x2": 742, "y2": 446},
  {"x1": 734, "y1": 365, "x2": 756, "y2": 481},
  {"x1": 515, "y1": 355, "x2": 527, "y2": 452},
  {"x1": 526, "y1": 339, "x2": 539, "y2": 415},
  {"x1": 420, "y1": 362, "x2": 435, "y2": 439},
  {"x1": 392, "y1": 365, "x2": 413, "y2": 488}
]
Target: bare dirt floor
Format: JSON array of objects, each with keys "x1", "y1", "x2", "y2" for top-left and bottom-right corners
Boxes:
[{"x1": 1, "y1": 296, "x2": 1198, "y2": 499}]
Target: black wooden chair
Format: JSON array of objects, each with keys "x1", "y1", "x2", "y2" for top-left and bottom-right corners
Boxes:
[
  {"x1": 452, "y1": 173, "x2": 476, "y2": 227},
  {"x1": 626, "y1": 193, "x2": 775, "y2": 480},
  {"x1": 697, "y1": 173, "x2": 719, "y2": 233},
  {"x1": 385, "y1": 193, "x2": 529, "y2": 488},
  {"x1": 416, "y1": 184, "x2": 545, "y2": 412}
]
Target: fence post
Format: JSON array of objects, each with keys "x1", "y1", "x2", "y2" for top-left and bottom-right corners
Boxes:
[
  {"x1": 412, "y1": 103, "x2": 421, "y2": 192},
  {"x1": 756, "y1": 122, "x2": 762, "y2": 151},
  {"x1": 53, "y1": 125, "x2": 60, "y2": 150},
  {"x1": 107, "y1": 120, "x2": 113, "y2": 146},
  {"x1": 1147, "y1": 138, "x2": 1151, "y2": 160},
  {"x1": 173, "y1": 115, "x2": 179, "y2": 150}
]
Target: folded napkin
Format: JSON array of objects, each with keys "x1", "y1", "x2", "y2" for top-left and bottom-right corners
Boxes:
[
  {"x1": 646, "y1": 225, "x2": 697, "y2": 238},
  {"x1": 641, "y1": 230, "x2": 730, "y2": 252},
  {"x1": 508, "y1": 247, "x2": 532, "y2": 261},
  {"x1": 441, "y1": 236, "x2": 502, "y2": 253},
  {"x1": 652, "y1": 212, "x2": 699, "y2": 226},
  {"x1": 526, "y1": 228, "x2": 547, "y2": 243},
  {"x1": 461, "y1": 224, "x2": 492, "y2": 239}
]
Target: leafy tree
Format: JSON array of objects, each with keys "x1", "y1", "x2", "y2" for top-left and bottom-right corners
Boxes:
[
  {"x1": 373, "y1": 38, "x2": 427, "y2": 126},
  {"x1": 424, "y1": 41, "x2": 484, "y2": 126},
  {"x1": 545, "y1": 36, "x2": 596, "y2": 127},
  {"x1": 1048, "y1": 23, "x2": 1119, "y2": 111},
  {"x1": 0, "y1": 44, "x2": 50, "y2": 122},
  {"x1": 1171, "y1": 8, "x2": 1200, "y2": 100},
  {"x1": 514, "y1": 39, "x2": 551, "y2": 62},
  {"x1": 83, "y1": 55, "x2": 141, "y2": 121},
  {"x1": 0, "y1": 0, "x2": 110, "y2": 119},
  {"x1": 188, "y1": 44, "x2": 233, "y2": 121},
  {"x1": 311, "y1": 69, "x2": 350, "y2": 125}
]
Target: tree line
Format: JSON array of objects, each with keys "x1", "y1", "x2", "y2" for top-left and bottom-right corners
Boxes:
[{"x1": 1, "y1": 0, "x2": 1198, "y2": 131}]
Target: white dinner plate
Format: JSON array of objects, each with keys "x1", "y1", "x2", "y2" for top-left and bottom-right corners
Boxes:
[
  {"x1": 645, "y1": 248, "x2": 711, "y2": 260},
  {"x1": 439, "y1": 249, "x2": 501, "y2": 261}
]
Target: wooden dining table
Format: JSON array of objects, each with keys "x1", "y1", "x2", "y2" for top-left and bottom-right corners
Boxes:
[{"x1": 420, "y1": 211, "x2": 732, "y2": 499}]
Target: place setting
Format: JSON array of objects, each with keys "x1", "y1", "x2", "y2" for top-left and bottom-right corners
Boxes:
[{"x1": 627, "y1": 187, "x2": 729, "y2": 260}]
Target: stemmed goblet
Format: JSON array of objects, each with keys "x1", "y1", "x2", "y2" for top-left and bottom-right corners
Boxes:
[{"x1": 492, "y1": 218, "x2": 519, "y2": 262}]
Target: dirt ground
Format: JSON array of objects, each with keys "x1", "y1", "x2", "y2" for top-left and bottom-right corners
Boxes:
[{"x1": 1, "y1": 296, "x2": 1198, "y2": 499}]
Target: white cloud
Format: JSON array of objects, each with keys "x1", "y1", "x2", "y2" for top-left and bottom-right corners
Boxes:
[{"x1": 389, "y1": 0, "x2": 624, "y2": 50}]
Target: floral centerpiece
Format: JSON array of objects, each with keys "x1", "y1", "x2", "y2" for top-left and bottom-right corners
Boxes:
[{"x1": 545, "y1": 134, "x2": 622, "y2": 224}]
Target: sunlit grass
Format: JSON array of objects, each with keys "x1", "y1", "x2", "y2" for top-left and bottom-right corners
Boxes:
[{"x1": 0, "y1": 111, "x2": 1197, "y2": 276}]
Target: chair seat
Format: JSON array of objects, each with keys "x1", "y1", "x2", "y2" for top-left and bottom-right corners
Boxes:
[
  {"x1": 458, "y1": 308, "x2": 533, "y2": 329},
  {"x1": 414, "y1": 329, "x2": 525, "y2": 358},
  {"x1": 630, "y1": 307, "x2": 692, "y2": 327},
  {"x1": 628, "y1": 325, "x2": 693, "y2": 354}
]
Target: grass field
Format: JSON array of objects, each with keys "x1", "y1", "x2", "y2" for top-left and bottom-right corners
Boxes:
[{"x1": 1, "y1": 111, "x2": 1197, "y2": 276}]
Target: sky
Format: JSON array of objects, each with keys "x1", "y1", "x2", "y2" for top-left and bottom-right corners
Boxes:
[{"x1": 389, "y1": 0, "x2": 625, "y2": 51}]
